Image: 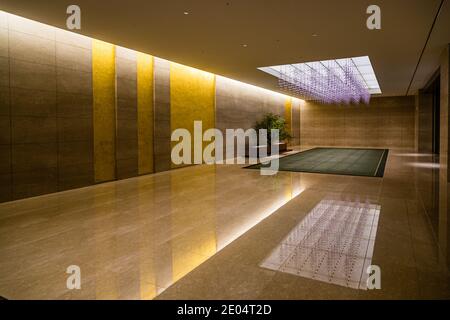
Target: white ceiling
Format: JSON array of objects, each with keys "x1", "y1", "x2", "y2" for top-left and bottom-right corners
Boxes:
[{"x1": 1, "y1": 0, "x2": 449, "y2": 97}]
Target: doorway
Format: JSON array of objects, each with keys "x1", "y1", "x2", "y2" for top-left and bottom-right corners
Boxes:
[{"x1": 429, "y1": 75, "x2": 440, "y2": 155}]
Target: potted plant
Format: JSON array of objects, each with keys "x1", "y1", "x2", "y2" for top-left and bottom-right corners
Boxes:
[{"x1": 254, "y1": 113, "x2": 291, "y2": 155}]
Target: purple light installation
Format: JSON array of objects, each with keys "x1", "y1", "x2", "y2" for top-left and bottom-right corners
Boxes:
[{"x1": 276, "y1": 59, "x2": 371, "y2": 104}]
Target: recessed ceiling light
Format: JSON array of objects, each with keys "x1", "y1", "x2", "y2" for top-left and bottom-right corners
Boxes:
[
  {"x1": 311, "y1": 33, "x2": 319, "y2": 37},
  {"x1": 183, "y1": 11, "x2": 189, "y2": 15},
  {"x1": 242, "y1": 44, "x2": 248, "y2": 47}
]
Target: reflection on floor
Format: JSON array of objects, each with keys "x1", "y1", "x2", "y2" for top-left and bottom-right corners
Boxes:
[
  {"x1": 261, "y1": 197, "x2": 380, "y2": 289},
  {"x1": 0, "y1": 161, "x2": 304, "y2": 299},
  {"x1": 0, "y1": 148, "x2": 449, "y2": 299}
]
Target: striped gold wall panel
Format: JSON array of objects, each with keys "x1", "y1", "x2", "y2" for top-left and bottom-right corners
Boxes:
[
  {"x1": 92, "y1": 40, "x2": 116, "y2": 183},
  {"x1": 0, "y1": 10, "x2": 310, "y2": 203},
  {"x1": 137, "y1": 53, "x2": 154, "y2": 175},
  {"x1": 284, "y1": 97, "x2": 292, "y2": 145},
  {"x1": 291, "y1": 99, "x2": 301, "y2": 146},
  {"x1": 170, "y1": 63, "x2": 215, "y2": 168}
]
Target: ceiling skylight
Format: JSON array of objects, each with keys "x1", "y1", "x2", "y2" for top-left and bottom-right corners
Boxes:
[{"x1": 259, "y1": 56, "x2": 381, "y2": 104}]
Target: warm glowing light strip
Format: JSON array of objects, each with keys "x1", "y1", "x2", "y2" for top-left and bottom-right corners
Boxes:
[{"x1": 0, "y1": 10, "x2": 304, "y2": 106}]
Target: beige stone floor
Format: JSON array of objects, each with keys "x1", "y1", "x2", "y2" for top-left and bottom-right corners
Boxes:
[{"x1": 0, "y1": 148, "x2": 449, "y2": 299}]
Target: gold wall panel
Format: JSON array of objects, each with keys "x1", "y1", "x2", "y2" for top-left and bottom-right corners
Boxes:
[
  {"x1": 170, "y1": 62, "x2": 216, "y2": 168},
  {"x1": 285, "y1": 97, "x2": 293, "y2": 142},
  {"x1": 92, "y1": 39, "x2": 116, "y2": 182},
  {"x1": 0, "y1": 10, "x2": 304, "y2": 202},
  {"x1": 137, "y1": 53, "x2": 154, "y2": 175}
]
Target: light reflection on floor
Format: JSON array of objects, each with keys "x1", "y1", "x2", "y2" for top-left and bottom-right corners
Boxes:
[
  {"x1": 394, "y1": 153, "x2": 434, "y2": 157},
  {"x1": 0, "y1": 165, "x2": 306, "y2": 299},
  {"x1": 406, "y1": 162, "x2": 441, "y2": 169},
  {"x1": 260, "y1": 197, "x2": 380, "y2": 289}
]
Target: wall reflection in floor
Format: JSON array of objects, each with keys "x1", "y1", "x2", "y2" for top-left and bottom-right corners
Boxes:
[
  {"x1": 405, "y1": 153, "x2": 441, "y2": 253},
  {"x1": 0, "y1": 165, "x2": 306, "y2": 299}
]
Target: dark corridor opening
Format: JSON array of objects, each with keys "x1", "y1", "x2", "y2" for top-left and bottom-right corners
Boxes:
[
  {"x1": 421, "y1": 71, "x2": 441, "y2": 239},
  {"x1": 426, "y1": 75, "x2": 440, "y2": 155}
]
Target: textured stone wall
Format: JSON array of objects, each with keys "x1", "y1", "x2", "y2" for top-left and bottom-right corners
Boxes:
[
  {"x1": 300, "y1": 96, "x2": 416, "y2": 149},
  {"x1": 215, "y1": 76, "x2": 299, "y2": 158},
  {"x1": 0, "y1": 11, "x2": 305, "y2": 203},
  {"x1": 115, "y1": 46, "x2": 138, "y2": 179},
  {"x1": 0, "y1": 12, "x2": 95, "y2": 201},
  {"x1": 153, "y1": 57, "x2": 171, "y2": 173}
]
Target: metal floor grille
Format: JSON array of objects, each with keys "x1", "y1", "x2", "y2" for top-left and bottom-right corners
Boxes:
[{"x1": 260, "y1": 198, "x2": 380, "y2": 289}]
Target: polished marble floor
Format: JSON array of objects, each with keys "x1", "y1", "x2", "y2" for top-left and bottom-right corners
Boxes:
[{"x1": 0, "y1": 148, "x2": 449, "y2": 299}]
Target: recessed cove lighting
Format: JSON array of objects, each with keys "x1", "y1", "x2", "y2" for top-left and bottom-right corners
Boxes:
[{"x1": 258, "y1": 56, "x2": 382, "y2": 104}]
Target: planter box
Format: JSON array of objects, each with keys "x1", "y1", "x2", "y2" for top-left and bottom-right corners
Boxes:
[{"x1": 246, "y1": 142, "x2": 288, "y2": 158}]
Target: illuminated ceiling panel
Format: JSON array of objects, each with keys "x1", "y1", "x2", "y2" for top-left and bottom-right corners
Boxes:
[{"x1": 259, "y1": 56, "x2": 381, "y2": 104}]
